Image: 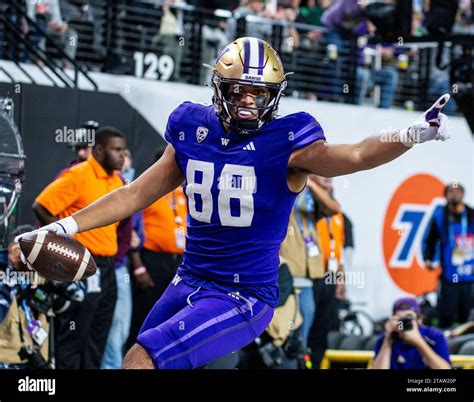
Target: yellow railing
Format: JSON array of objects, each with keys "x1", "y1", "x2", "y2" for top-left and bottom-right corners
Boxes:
[
  {"x1": 451, "y1": 355, "x2": 474, "y2": 369},
  {"x1": 320, "y1": 349, "x2": 474, "y2": 369}
]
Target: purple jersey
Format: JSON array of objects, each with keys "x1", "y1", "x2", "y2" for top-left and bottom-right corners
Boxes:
[{"x1": 165, "y1": 102, "x2": 325, "y2": 307}]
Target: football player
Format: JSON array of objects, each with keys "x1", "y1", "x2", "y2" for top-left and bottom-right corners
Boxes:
[{"x1": 19, "y1": 37, "x2": 450, "y2": 369}]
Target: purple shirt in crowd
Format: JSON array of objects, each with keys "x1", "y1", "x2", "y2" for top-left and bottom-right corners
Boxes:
[
  {"x1": 115, "y1": 210, "x2": 145, "y2": 268},
  {"x1": 321, "y1": 0, "x2": 368, "y2": 35}
]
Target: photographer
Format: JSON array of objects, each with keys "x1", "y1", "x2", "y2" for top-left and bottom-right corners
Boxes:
[
  {"x1": 371, "y1": 298, "x2": 451, "y2": 369},
  {"x1": 0, "y1": 225, "x2": 85, "y2": 369},
  {"x1": 0, "y1": 225, "x2": 49, "y2": 368}
]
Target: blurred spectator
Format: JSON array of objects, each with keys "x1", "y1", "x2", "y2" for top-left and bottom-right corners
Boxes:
[
  {"x1": 227, "y1": 0, "x2": 273, "y2": 41},
  {"x1": 427, "y1": 46, "x2": 458, "y2": 115},
  {"x1": 274, "y1": 0, "x2": 300, "y2": 52},
  {"x1": 280, "y1": 178, "x2": 340, "y2": 353},
  {"x1": 320, "y1": 0, "x2": 365, "y2": 35},
  {"x1": 128, "y1": 146, "x2": 188, "y2": 344},
  {"x1": 101, "y1": 150, "x2": 137, "y2": 369},
  {"x1": 61, "y1": 0, "x2": 106, "y2": 62},
  {"x1": 200, "y1": 2, "x2": 230, "y2": 85},
  {"x1": 286, "y1": 0, "x2": 330, "y2": 100},
  {"x1": 356, "y1": 39, "x2": 399, "y2": 109},
  {"x1": 70, "y1": 121, "x2": 96, "y2": 163},
  {"x1": 299, "y1": 0, "x2": 332, "y2": 26},
  {"x1": 55, "y1": 120, "x2": 98, "y2": 179},
  {"x1": 297, "y1": 0, "x2": 365, "y2": 101},
  {"x1": 121, "y1": 149, "x2": 135, "y2": 183},
  {"x1": 319, "y1": 0, "x2": 369, "y2": 101},
  {"x1": 447, "y1": 318, "x2": 474, "y2": 337},
  {"x1": 308, "y1": 176, "x2": 345, "y2": 367},
  {"x1": 280, "y1": 195, "x2": 321, "y2": 354},
  {"x1": 1, "y1": 2, "x2": 30, "y2": 62},
  {"x1": 26, "y1": 0, "x2": 78, "y2": 65},
  {"x1": 371, "y1": 297, "x2": 451, "y2": 369},
  {"x1": 296, "y1": 0, "x2": 331, "y2": 51},
  {"x1": 152, "y1": 0, "x2": 186, "y2": 81},
  {"x1": 342, "y1": 213, "x2": 354, "y2": 271},
  {"x1": 356, "y1": 21, "x2": 398, "y2": 109},
  {"x1": 454, "y1": 0, "x2": 474, "y2": 33},
  {"x1": 411, "y1": 0, "x2": 426, "y2": 36},
  {"x1": 124, "y1": 213, "x2": 147, "y2": 351},
  {"x1": 423, "y1": 183, "x2": 474, "y2": 328}
]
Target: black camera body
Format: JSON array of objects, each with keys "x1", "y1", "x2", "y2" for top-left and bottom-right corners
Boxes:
[
  {"x1": 25, "y1": 286, "x2": 56, "y2": 315},
  {"x1": 23, "y1": 281, "x2": 85, "y2": 315},
  {"x1": 258, "y1": 341, "x2": 286, "y2": 368},
  {"x1": 256, "y1": 330, "x2": 306, "y2": 368},
  {"x1": 398, "y1": 315, "x2": 414, "y2": 332},
  {"x1": 391, "y1": 315, "x2": 415, "y2": 341}
]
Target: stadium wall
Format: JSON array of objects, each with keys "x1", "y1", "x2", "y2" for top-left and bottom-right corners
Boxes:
[{"x1": 0, "y1": 81, "x2": 166, "y2": 228}]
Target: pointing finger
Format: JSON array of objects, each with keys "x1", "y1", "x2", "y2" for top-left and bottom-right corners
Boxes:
[{"x1": 425, "y1": 94, "x2": 450, "y2": 126}]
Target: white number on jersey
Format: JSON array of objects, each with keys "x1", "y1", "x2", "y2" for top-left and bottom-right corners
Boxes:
[
  {"x1": 186, "y1": 159, "x2": 214, "y2": 223},
  {"x1": 185, "y1": 159, "x2": 256, "y2": 227}
]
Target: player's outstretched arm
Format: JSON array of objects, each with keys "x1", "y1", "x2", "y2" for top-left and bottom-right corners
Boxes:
[
  {"x1": 73, "y1": 144, "x2": 184, "y2": 233},
  {"x1": 21, "y1": 145, "x2": 184, "y2": 241},
  {"x1": 289, "y1": 95, "x2": 450, "y2": 177}
]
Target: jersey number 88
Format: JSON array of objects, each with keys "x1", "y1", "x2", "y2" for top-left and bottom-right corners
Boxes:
[{"x1": 186, "y1": 159, "x2": 256, "y2": 227}]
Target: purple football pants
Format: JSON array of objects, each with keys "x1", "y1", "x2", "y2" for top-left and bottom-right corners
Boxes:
[{"x1": 136, "y1": 274, "x2": 274, "y2": 369}]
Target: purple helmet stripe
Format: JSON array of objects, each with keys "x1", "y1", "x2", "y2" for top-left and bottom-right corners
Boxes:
[
  {"x1": 258, "y1": 40, "x2": 264, "y2": 75},
  {"x1": 215, "y1": 47, "x2": 230, "y2": 64},
  {"x1": 243, "y1": 39, "x2": 250, "y2": 74}
]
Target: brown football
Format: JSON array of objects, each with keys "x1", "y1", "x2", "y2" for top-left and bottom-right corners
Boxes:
[{"x1": 19, "y1": 230, "x2": 96, "y2": 281}]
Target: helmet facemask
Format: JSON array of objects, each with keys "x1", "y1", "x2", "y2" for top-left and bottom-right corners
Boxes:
[{"x1": 212, "y1": 72, "x2": 286, "y2": 134}]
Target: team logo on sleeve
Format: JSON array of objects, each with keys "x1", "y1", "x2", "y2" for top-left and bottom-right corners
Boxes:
[
  {"x1": 196, "y1": 127, "x2": 209, "y2": 143},
  {"x1": 382, "y1": 174, "x2": 445, "y2": 295}
]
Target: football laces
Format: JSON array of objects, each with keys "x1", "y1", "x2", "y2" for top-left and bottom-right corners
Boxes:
[{"x1": 47, "y1": 242, "x2": 80, "y2": 262}]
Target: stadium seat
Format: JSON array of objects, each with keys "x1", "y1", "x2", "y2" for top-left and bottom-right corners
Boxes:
[
  {"x1": 362, "y1": 334, "x2": 380, "y2": 351},
  {"x1": 447, "y1": 334, "x2": 474, "y2": 354},
  {"x1": 327, "y1": 331, "x2": 345, "y2": 350},
  {"x1": 338, "y1": 335, "x2": 367, "y2": 351},
  {"x1": 458, "y1": 340, "x2": 474, "y2": 356}
]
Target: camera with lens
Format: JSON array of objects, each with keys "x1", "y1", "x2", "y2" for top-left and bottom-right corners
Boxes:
[
  {"x1": 391, "y1": 315, "x2": 414, "y2": 341},
  {"x1": 398, "y1": 315, "x2": 414, "y2": 332},
  {"x1": 255, "y1": 329, "x2": 305, "y2": 368},
  {"x1": 25, "y1": 286, "x2": 55, "y2": 315},
  {"x1": 23, "y1": 281, "x2": 86, "y2": 315},
  {"x1": 257, "y1": 340, "x2": 286, "y2": 368}
]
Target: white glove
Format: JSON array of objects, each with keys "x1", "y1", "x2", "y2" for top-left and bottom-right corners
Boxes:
[
  {"x1": 399, "y1": 94, "x2": 451, "y2": 148},
  {"x1": 16, "y1": 216, "x2": 79, "y2": 271}
]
